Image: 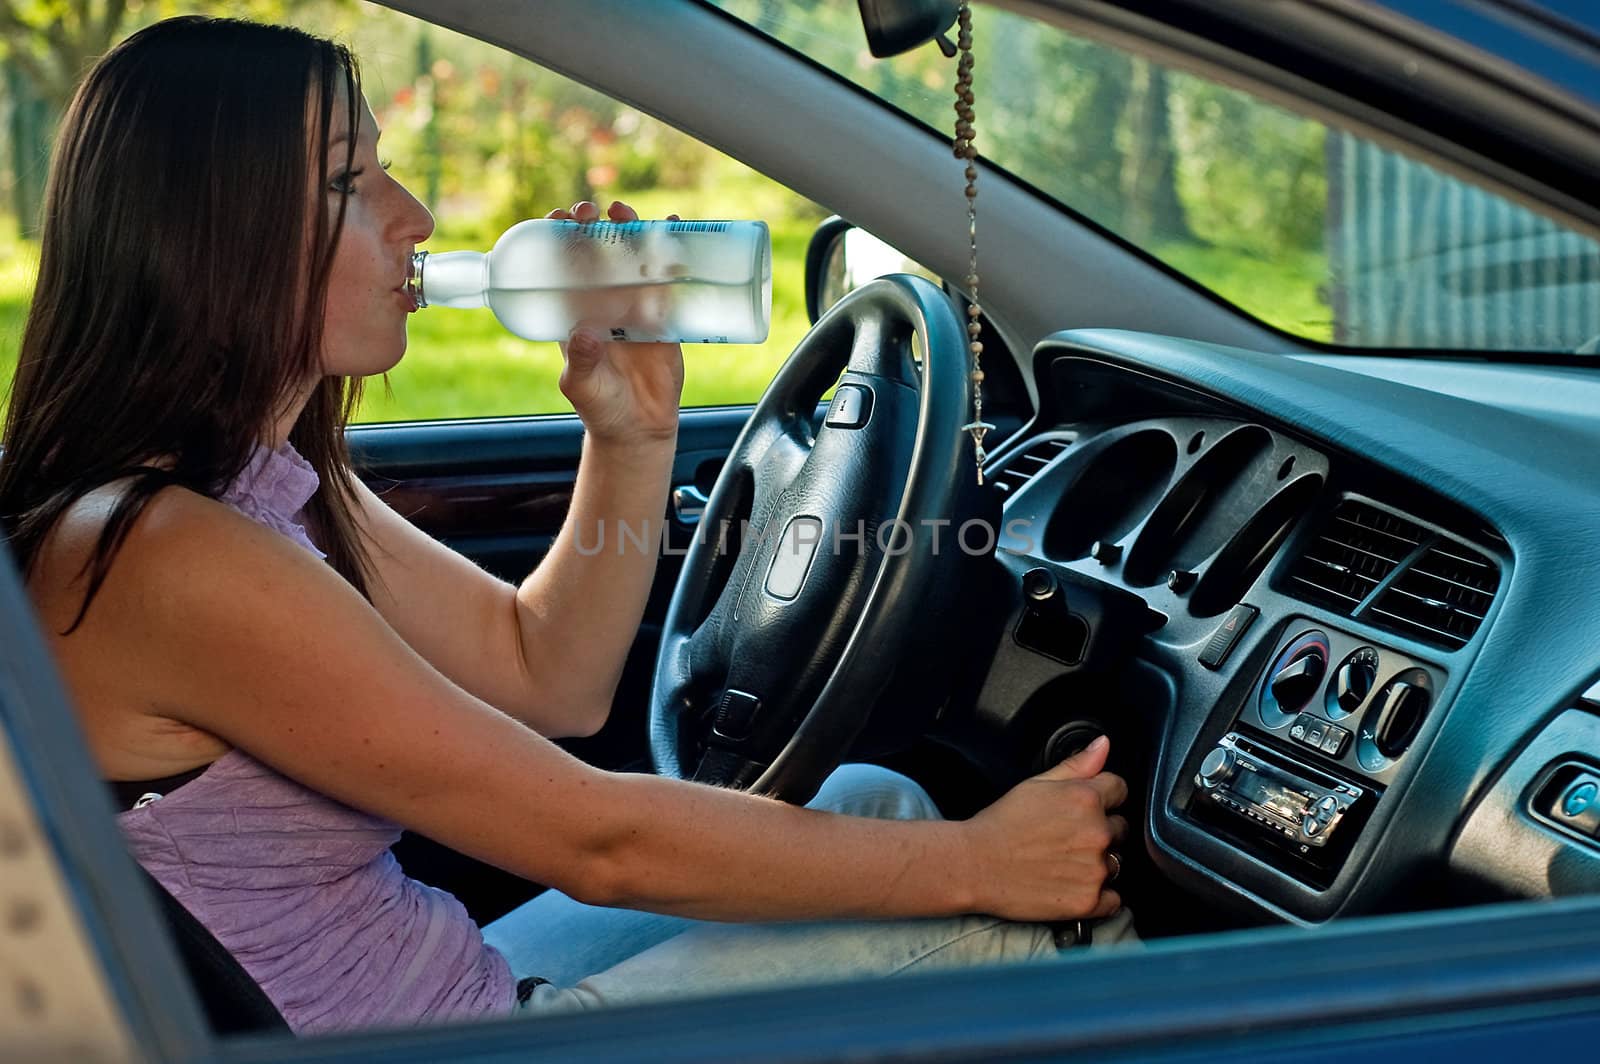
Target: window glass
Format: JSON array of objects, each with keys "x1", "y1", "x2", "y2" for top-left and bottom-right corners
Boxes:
[
  {"x1": 0, "y1": 2, "x2": 828, "y2": 424},
  {"x1": 709, "y1": 0, "x2": 1600, "y2": 354}
]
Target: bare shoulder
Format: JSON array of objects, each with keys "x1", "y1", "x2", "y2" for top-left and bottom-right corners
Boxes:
[
  {"x1": 31, "y1": 482, "x2": 332, "y2": 778},
  {"x1": 25, "y1": 477, "x2": 607, "y2": 882},
  {"x1": 32, "y1": 481, "x2": 263, "y2": 632}
]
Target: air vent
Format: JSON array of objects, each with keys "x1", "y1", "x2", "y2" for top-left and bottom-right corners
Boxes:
[
  {"x1": 1287, "y1": 499, "x2": 1426, "y2": 613},
  {"x1": 1370, "y1": 540, "x2": 1500, "y2": 650},
  {"x1": 992, "y1": 437, "x2": 1071, "y2": 494}
]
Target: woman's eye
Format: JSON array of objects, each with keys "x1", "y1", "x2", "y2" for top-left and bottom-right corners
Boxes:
[{"x1": 329, "y1": 168, "x2": 366, "y2": 195}]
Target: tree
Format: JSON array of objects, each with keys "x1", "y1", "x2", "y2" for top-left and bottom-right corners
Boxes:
[
  {"x1": 1056, "y1": 40, "x2": 1133, "y2": 232},
  {"x1": 0, "y1": 1, "x2": 128, "y2": 112},
  {"x1": 4, "y1": 59, "x2": 49, "y2": 235},
  {"x1": 1, "y1": 0, "x2": 132, "y2": 231},
  {"x1": 0, "y1": 0, "x2": 348, "y2": 232},
  {"x1": 1120, "y1": 60, "x2": 1193, "y2": 245}
]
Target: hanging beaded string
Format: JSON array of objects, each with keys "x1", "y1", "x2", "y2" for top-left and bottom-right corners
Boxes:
[{"x1": 953, "y1": 1, "x2": 993, "y2": 485}]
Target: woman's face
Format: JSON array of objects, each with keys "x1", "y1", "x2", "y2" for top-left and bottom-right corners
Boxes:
[{"x1": 317, "y1": 89, "x2": 434, "y2": 379}]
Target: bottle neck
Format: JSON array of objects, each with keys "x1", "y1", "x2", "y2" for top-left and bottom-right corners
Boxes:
[{"x1": 410, "y1": 250, "x2": 488, "y2": 310}]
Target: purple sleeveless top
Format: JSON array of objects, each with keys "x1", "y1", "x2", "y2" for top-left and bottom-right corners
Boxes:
[{"x1": 117, "y1": 443, "x2": 515, "y2": 1033}]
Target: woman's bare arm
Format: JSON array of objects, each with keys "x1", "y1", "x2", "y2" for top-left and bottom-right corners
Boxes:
[
  {"x1": 58, "y1": 488, "x2": 1124, "y2": 924},
  {"x1": 351, "y1": 201, "x2": 684, "y2": 741},
  {"x1": 352, "y1": 434, "x2": 674, "y2": 739}
]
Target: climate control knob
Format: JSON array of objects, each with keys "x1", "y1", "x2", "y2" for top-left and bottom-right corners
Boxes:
[
  {"x1": 1258, "y1": 630, "x2": 1332, "y2": 728},
  {"x1": 1373, "y1": 678, "x2": 1430, "y2": 758},
  {"x1": 1333, "y1": 648, "x2": 1379, "y2": 716},
  {"x1": 1198, "y1": 747, "x2": 1237, "y2": 788},
  {"x1": 1269, "y1": 652, "x2": 1326, "y2": 713}
]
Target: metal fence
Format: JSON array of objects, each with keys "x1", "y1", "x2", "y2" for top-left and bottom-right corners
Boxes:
[{"x1": 1327, "y1": 131, "x2": 1600, "y2": 352}]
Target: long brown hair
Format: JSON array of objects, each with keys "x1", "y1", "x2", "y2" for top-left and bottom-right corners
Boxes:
[{"x1": 0, "y1": 16, "x2": 375, "y2": 628}]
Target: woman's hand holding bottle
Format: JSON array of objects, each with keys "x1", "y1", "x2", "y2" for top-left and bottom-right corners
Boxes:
[
  {"x1": 549, "y1": 199, "x2": 686, "y2": 447},
  {"x1": 959, "y1": 735, "x2": 1129, "y2": 922}
]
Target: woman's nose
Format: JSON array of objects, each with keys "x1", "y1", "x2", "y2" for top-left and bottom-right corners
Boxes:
[
  {"x1": 389, "y1": 178, "x2": 435, "y2": 245},
  {"x1": 405, "y1": 190, "x2": 435, "y2": 245}
]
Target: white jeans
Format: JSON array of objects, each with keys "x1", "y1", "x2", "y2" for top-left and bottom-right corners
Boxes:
[{"x1": 482, "y1": 763, "x2": 1136, "y2": 1016}]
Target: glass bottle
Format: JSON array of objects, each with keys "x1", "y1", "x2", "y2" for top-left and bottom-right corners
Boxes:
[{"x1": 408, "y1": 219, "x2": 771, "y2": 344}]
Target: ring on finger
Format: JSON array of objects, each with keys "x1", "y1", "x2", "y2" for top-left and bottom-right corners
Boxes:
[{"x1": 1105, "y1": 851, "x2": 1122, "y2": 884}]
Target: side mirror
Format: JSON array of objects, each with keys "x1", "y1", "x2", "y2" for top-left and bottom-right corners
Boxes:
[
  {"x1": 804, "y1": 217, "x2": 944, "y2": 324},
  {"x1": 804, "y1": 216, "x2": 856, "y2": 324}
]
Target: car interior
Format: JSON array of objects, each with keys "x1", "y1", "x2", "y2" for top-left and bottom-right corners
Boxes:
[
  {"x1": 336, "y1": 0, "x2": 1600, "y2": 953},
  {"x1": 11, "y1": 0, "x2": 1600, "y2": 1047}
]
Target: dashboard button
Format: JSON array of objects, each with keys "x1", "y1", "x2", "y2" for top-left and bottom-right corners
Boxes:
[
  {"x1": 1305, "y1": 722, "x2": 1328, "y2": 747},
  {"x1": 1198, "y1": 604, "x2": 1258, "y2": 669},
  {"x1": 1289, "y1": 723, "x2": 1307, "y2": 742},
  {"x1": 766, "y1": 516, "x2": 823, "y2": 600},
  {"x1": 1563, "y1": 782, "x2": 1597, "y2": 816},
  {"x1": 1551, "y1": 775, "x2": 1600, "y2": 836},
  {"x1": 711, "y1": 689, "x2": 763, "y2": 741},
  {"x1": 1320, "y1": 727, "x2": 1349, "y2": 757},
  {"x1": 1198, "y1": 748, "x2": 1237, "y2": 788},
  {"x1": 824, "y1": 384, "x2": 871, "y2": 428},
  {"x1": 1302, "y1": 814, "x2": 1322, "y2": 837}
]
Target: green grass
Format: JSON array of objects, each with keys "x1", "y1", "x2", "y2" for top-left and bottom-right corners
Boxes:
[
  {"x1": 0, "y1": 227, "x2": 34, "y2": 410},
  {"x1": 1157, "y1": 242, "x2": 1334, "y2": 344}
]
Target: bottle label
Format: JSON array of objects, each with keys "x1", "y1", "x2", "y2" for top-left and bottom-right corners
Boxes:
[
  {"x1": 566, "y1": 220, "x2": 730, "y2": 247},
  {"x1": 607, "y1": 328, "x2": 731, "y2": 343},
  {"x1": 569, "y1": 221, "x2": 645, "y2": 249}
]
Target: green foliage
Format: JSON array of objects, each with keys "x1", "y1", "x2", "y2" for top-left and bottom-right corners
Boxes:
[
  {"x1": 0, "y1": 218, "x2": 33, "y2": 407},
  {"x1": 0, "y1": 0, "x2": 352, "y2": 107},
  {"x1": 1158, "y1": 242, "x2": 1333, "y2": 343},
  {"x1": 0, "y1": 1, "x2": 834, "y2": 424},
  {"x1": 1169, "y1": 76, "x2": 1328, "y2": 257},
  {"x1": 706, "y1": 1, "x2": 1335, "y2": 328},
  {"x1": 0, "y1": 0, "x2": 1343, "y2": 432}
]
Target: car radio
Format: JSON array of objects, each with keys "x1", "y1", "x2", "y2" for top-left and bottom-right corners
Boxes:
[{"x1": 1191, "y1": 732, "x2": 1365, "y2": 853}]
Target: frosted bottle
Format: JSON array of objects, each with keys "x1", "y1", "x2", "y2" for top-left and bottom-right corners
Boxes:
[{"x1": 408, "y1": 219, "x2": 771, "y2": 344}]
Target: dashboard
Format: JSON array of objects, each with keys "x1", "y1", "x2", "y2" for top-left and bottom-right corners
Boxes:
[{"x1": 972, "y1": 328, "x2": 1600, "y2": 924}]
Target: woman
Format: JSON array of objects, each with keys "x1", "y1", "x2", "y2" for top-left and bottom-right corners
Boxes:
[{"x1": 0, "y1": 16, "x2": 1130, "y2": 1034}]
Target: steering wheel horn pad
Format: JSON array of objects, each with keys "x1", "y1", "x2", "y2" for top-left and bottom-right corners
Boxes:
[{"x1": 649, "y1": 276, "x2": 974, "y2": 802}]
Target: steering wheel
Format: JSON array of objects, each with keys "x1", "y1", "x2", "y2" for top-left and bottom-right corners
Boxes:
[{"x1": 649, "y1": 275, "x2": 975, "y2": 803}]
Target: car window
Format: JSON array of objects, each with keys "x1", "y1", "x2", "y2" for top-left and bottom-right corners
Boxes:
[
  {"x1": 0, "y1": 3, "x2": 828, "y2": 424},
  {"x1": 709, "y1": 0, "x2": 1600, "y2": 354}
]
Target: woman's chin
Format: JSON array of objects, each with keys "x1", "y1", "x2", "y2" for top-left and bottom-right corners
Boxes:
[
  {"x1": 341, "y1": 342, "x2": 408, "y2": 380},
  {"x1": 379, "y1": 343, "x2": 407, "y2": 375}
]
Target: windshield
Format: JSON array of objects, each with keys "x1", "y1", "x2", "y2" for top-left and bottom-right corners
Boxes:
[{"x1": 709, "y1": 0, "x2": 1600, "y2": 355}]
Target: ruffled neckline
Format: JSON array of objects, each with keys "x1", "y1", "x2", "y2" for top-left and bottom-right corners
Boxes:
[{"x1": 218, "y1": 442, "x2": 326, "y2": 558}]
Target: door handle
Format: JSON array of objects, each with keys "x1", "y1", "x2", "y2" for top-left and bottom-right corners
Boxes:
[{"x1": 672, "y1": 484, "x2": 709, "y2": 525}]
